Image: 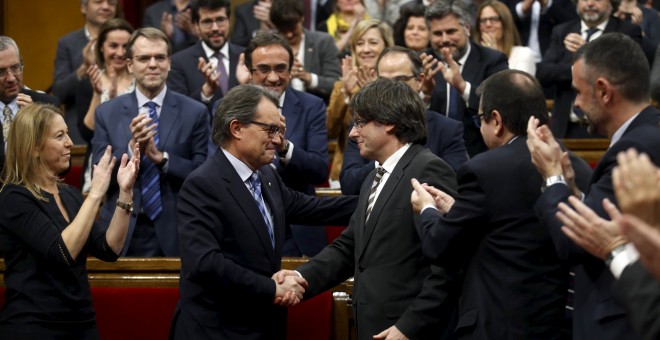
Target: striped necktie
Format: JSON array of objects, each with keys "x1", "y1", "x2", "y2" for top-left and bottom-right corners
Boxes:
[
  {"x1": 249, "y1": 172, "x2": 275, "y2": 248},
  {"x1": 140, "y1": 101, "x2": 163, "y2": 221},
  {"x1": 365, "y1": 167, "x2": 386, "y2": 223}
]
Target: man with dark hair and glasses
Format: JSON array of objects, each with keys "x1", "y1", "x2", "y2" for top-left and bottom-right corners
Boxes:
[
  {"x1": 241, "y1": 32, "x2": 331, "y2": 257},
  {"x1": 168, "y1": 0, "x2": 245, "y2": 113},
  {"x1": 0, "y1": 36, "x2": 60, "y2": 175},
  {"x1": 340, "y1": 46, "x2": 468, "y2": 195},
  {"x1": 411, "y1": 69, "x2": 592, "y2": 338},
  {"x1": 92, "y1": 28, "x2": 210, "y2": 257},
  {"x1": 171, "y1": 84, "x2": 357, "y2": 339}
]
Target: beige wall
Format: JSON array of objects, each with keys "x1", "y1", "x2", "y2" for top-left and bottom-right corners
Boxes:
[{"x1": 3, "y1": 0, "x2": 85, "y2": 92}]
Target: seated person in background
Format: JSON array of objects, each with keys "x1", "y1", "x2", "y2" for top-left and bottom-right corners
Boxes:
[
  {"x1": 327, "y1": 19, "x2": 393, "y2": 188},
  {"x1": 77, "y1": 18, "x2": 135, "y2": 193},
  {"x1": 392, "y1": 3, "x2": 430, "y2": 53},
  {"x1": 474, "y1": 0, "x2": 536, "y2": 75},
  {"x1": 0, "y1": 103, "x2": 139, "y2": 338},
  {"x1": 340, "y1": 47, "x2": 468, "y2": 194},
  {"x1": 142, "y1": 0, "x2": 198, "y2": 53},
  {"x1": 0, "y1": 36, "x2": 60, "y2": 175},
  {"x1": 321, "y1": 0, "x2": 369, "y2": 53},
  {"x1": 168, "y1": 0, "x2": 245, "y2": 113},
  {"x1": 270, "y1": 0, "x2": 341, "y2": 103}
]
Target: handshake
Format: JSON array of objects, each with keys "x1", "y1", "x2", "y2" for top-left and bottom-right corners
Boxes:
[{"x1": 271, "y1": 269, "x2": 308, "y2": 307}]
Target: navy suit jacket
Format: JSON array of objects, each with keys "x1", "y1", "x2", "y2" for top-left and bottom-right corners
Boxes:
[
  {"x1": 535, "y1": 106, "x2": 660, "y2": 339},
  {"x1": 231, "y1": 0, "x2": 261, "y2": 47},
  {"x1": 168, "y1": 41, "x2": 245, "y2": 114},
  {"x1": 419, "y1": 136, "x2": 592, "y2": 339},
  {"x1": 52, "y1": 29, "x2": 88, "y2": 106},
  {"x1": 91, "y1": 89, "x2": 210, "y2": 256},
  {"x1": 340, "y1": 109, "x2": 468, "y2": 195},
  {"x1": 298, "y1": 145, "x2": 460, "y2": 340},
  {"x1": 170, "y1": 149, "x2": 357, "y2": 340},
  {"x1": 537, "y1": 18, "x2": 652, "y2": 138},
  {"x1": 428, "y1": 43, "x2": 509, "y2": 157},
  {"x1": 615, "y1": 261, "x2": 660, "y2": 340}
]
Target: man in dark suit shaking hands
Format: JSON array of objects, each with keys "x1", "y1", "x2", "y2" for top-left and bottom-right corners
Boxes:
[
  {"x1": 170, "y1": 84, "x2": 357, "y2": 339},
  {"x1": 276, "y1": 78, "x2": 460, "y2": 340}
]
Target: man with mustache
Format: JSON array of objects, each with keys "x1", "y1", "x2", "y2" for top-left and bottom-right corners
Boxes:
[
  {"x1": 168, "y1": 0, "x2": 245, "y2": 113},
  {"x1": 536, "y1": 0, "x2": 655, "y2": 138},
  {"x1": 422, "y1": 0, "x2": 509, "y2": 157}
]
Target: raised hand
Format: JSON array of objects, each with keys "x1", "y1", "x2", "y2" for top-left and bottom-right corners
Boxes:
[
  {"x1": 236, "y1": 53, "x2": 251, "y2": 85},
  {"x1": 613, "y1": 149, "x2": 660, "y2": 227},
  {"x1": 161, "y1": 12, "x2": 174, "y2": 38},
  {"x1": 341, "y1": 56, "x2": 358, "y2": 95},
  {"x1": 564, "y1": 33, "x2": 586, "y2": 53},
  {"x1": 619, "y1": 214, "x2": 660, "y2": 279},
  {"x1": 117, "y1": 143, "x2": 140, "y2": 193},
  {"x1": 16, "y1": 93, "x2": 33, "y2": 109},
  {"x1": 437, "y1": 48, "x2": 466, "y2": 94},
  {"x1": 526, "y1": 116, "x2": 563, "y2": 179},
  {"x1": 356, "y1": 65, "x2": 376, "y2": 89},
  {"x1": 419, "y1": 53, "x2": 440, "y2": 101},
  {"x1": 130, "y1": 113, "x2": 157, "y2": 153},
  {"x1": 89, "y1": 146, "x2": 117, "y2": 200},
  {"x1": 197, "y1": 57, "x2": 220, "y2": 97},
  {"x1": 87, "y1": 64, "x2": 104, "y2": 95}
]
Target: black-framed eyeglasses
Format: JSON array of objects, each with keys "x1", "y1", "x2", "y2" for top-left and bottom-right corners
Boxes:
[
  {"x1": 479, "y1": 16, "x2": 502, "y2": 25},
  {"x1": 250, "y1": 64, "x2": 290, "y2": 76},
  {"x1": 381, "y1": 74, "x2": 418, "y2": 82},
  {"x1": 133, "y1": 54, "x2": 169, "y2": 64},
  {"x1": 199, "y1": 16, "x2": 229, "y2": 29},
  {"x1": 0, "y1": 64, "x2": 23, "y2": 79},
  {"x1": 249, "y1": 120, "x2": 282, "y2": 138},
  {"x1": 475, "y1": 112, "x2": 487, "y2": 128},
  {"x1": 353, "y1": 118, "x2": 370, "y2": 129}
]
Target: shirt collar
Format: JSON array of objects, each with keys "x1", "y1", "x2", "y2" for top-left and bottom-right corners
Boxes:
[
  {"x1": 202, "y1": 40, "x2": 229, "y2": 59},
  {"x1": 222, "y1": 147, "x2": 256, "y2": 182},
  {"x1": 0, "y1": 97, "x2": 19, "y2": 115},
  {"x1": 376, "y1": 143, "x2": 412, "y2": 174},
  {"x1": 580, "y1": 19, "x2": 608, "y2": 35},
  {"x1": 457, "y1": 42, "x2": 471, "y2": 67},
  {"x1": 610, "y1": 112, "x2": 640, "y2": 147},
  {"x1": 135, "y1": 86, "x2": 167, "y2": 110}
]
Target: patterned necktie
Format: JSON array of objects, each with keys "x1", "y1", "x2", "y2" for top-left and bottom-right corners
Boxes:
[
  {"x1": 249, "y1": 172, "x2": 275, "y2": 248},
  {"x1": 140, "y1": 101, "x2": 163, "y2": 221},
  {"x1": 365, "y1": 167, "x2": 386, "y2": 223},
  {"x1": 2, "y1": 105, "x2": 13, "y2": 143},
  {"x1": 585, "y1": 28, "x2": 599, "y2": 42},
  {"x1": 214, "y1": 51, "x2": 229, "y2": 95}
]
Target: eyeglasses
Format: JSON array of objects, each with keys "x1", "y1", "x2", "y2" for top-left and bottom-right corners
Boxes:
[
  {"x1": 353, "y1": 118, "x2": 370, "y2": 129},
  {"x1": 381, "y1": 74, "x2": 418, "y2": 82},
  {"x1": 250, "y1": 64, "x2": 290, "y2": 76},
  {"x1": 475, "y1": 112, "x2": 486, "y2": 128},
  {"x1": 249, "y1": 120, "x2": 282, "y2": 138},
  {"x1": 479, "y1": 16, "x2": 502, "y2": 25},
  {"x1": 133, "y1": 54, "x2": 169, "y2": 64},
  {"x1": 199, "y1": 16, "x2": 229, "y2": 29},
  {"x1": 0, "y1": 64, "x2": 24, "y2": 80}
]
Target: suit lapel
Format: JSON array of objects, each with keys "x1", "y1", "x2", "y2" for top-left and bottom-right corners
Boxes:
[
  {"x1": 304, "y1": 30, "x2": 314, "y2": 69},
  {"x1": 462, "y1": 43, "x2": 480, "y2": 84},
  {"x1": 228, "y1": 43, "x2": 241, "y2": 88},
  {"x1": 282, "y1": 88, "x2": 302, "y2": 139},
  {"x1": 157, "y1": 90, "x2": 180, "y2": 147}
]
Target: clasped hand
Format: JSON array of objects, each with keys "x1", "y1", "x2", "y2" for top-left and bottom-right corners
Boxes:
[{"x1": 271, "y1": 270, "x2": 308, "y2": 307}]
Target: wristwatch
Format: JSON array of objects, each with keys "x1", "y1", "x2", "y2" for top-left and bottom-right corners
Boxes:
[
  {"x1": 158, "y1": 151, "x2": 169, "y2": 169},
  {"x1": 278, "y1": 141, "x2": 290, "y2": 158},
  {"x1": 541, "y1": 175, "x2": 566, "y2": 192},
  {"x1": 605, "y1": 243, "x2": 628, "y2": 267},
  {"x1": 116, "y1": 200, "x2": 134, "y2": 214}
]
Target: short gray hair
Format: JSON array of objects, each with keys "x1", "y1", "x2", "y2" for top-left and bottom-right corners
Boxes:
[
  {"x1": 425, "y1": 0, "x2": 471, "y2": 27},
  {"x1": 0, "y1": 36, "x2": 22, "y2": 64},
  {"x1": 212, "y1": 84, "x2": 280, "y2": 147}
]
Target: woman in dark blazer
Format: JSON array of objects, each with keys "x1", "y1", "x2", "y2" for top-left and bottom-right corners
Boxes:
[{"x1": 0, "y1": 104, "x2": 139, "y2": 338}]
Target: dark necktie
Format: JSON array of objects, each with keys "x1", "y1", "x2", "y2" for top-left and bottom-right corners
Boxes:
[
  {"x1": 448, "y1": 86, "x2": 461, "y2": 121},
  {"x1": 140, "y1": 101, "x2": 163, "y2": 221},
  {"x1": 365, "y1": 167, "x2": 386, "y2": 223},
  {"x1": 585, "y1": 28, "x2": 599, "y2": 42},
  {"x1": 249, "y1": 172, "x2": 275, "y2": 248},
  {"x1": 214, "y1": 51, "x2": 229, "y2": 95}
]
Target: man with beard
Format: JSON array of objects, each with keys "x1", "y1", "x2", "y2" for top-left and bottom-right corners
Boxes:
[
  {"x1": 168, "y1": 0, "x2": 244, "y2": 113},
  {"x1": 528, "y1": 33, "x2": 660, "y2": 339},
  {"x1": 422, "y1": 0, "x2": 509, "y2": 157},
  {"x1": 537, "y1": 0, "x2": 655, "y2": 138}
]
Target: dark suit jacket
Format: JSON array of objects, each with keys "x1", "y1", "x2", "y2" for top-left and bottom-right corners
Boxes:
[
  {"x1": 419, "y1": 136, "x2": 592, "y2": 339},
  {"x1": 535, "y1": 106, "x2": 660, "y2": 339},
  {"x1": 231, "y1": 0, "x2": 261, "y2": 47},
  {"x1": 142, "y1": 0, "x2": 197, "y2": 53},
  {"x1": 615, "y1": 261, "x2": 660, "y2": 340},
  {"x1": 340, "y1": 109, "x2": 468, "y2": 195},
  {"x1": 502, "y1": 0, "x2": 578, "y2": 56},
  {"x1": 428, "y1": 43, "x2": 509, "y2": 157},
  {"x1": 298, "y1": 144, "x2": 460, "y2": 340},
  {"x1": 91, "y1": 90, "x2": 210, "y2": 256},
  {"x1": 170, "y1": 149, "x2": 357, "y2": 340},
  {"x1": 537, "y1": 18, "x2": 652, "y2": 138},
  {"x1": 52, "y1": 29, "x2": 88, "y2": 106},
  {"x1": 168, "y1": 41, "x2": 245, "y2": 114},
  {"x1": 301, "y1": 29, "x2": 341, "y2": 101}
]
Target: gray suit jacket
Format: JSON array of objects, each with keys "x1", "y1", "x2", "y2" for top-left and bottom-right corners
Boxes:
[
  {"x1": 91, "y1": 89, "x2": 210, "y2": 256},
  {"x1": 302, "y1": 30, "x2": 341, "y2": 101},
  {"x1": 52, "y1": 29, "x2": 88, "y2": 106}
]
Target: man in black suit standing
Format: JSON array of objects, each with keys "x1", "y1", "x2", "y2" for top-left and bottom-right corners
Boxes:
[
  {"x1": 422, "y1": 0, "x2": 509, "y2": 157},
  {"x1": 276, "y1": 78, "x2": 459, "y2": 340},
  {"x1": 170, "y1": 84, "x2": 357, "y2": 339},
  {"x1": 0, "y1": 36, "x2": 60, "y2": 174},
  {"x1": 528, "y1": 33, "x2": 660, "y2": 340},
  {"x1": 537, "y1": 0, "x2": 654, "y2": 138},
  {"x1": 168, "y1": 0, "x2": 244, "y2": 113},
  {"x1": 411, "y1": 69, "x2": 592, "y2": 339}
]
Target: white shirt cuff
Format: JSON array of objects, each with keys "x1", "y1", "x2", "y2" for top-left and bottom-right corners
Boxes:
[
  {"x1": 200, "y1": 90, "x2": 213, "y2": 103},
  {"x1": 309, "y1": 73, "x2": 319, "y2": 89},
  {"x1": 461, "y1": 82, "x2": 471, "y2": 107},
  {"x1": 609, "y1": 243, "x2": 640, "y2": 279}
]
